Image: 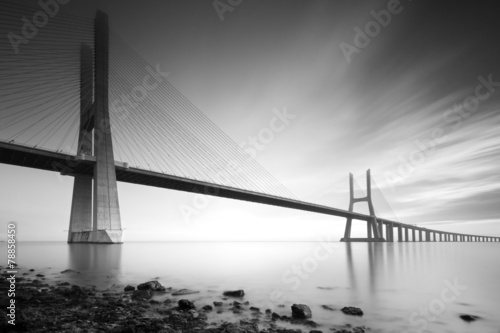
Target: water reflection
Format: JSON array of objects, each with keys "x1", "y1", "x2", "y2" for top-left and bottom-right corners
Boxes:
[
  {"x1": 345, "y1": 242, "x2": 386, "y2": 294},
  {"x1": 65, "y1": 244, "x2": 123, "y2": 287}
]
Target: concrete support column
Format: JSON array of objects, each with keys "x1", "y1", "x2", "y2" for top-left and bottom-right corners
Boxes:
[
  {"x1": 92, "y1": 11, "x2": 122, "y2": 243},
  {"x1": 378, "y1": 220, "x2": 384, "y2": 240},
  {"x1": 398, "y1": 225, "x2": 403, "y2": 242},
  {"x1": 412, "y1": 229, "x2": 416, "y2": 242},
  {"x1": 387, "y1": 224, "x2": 393, "y2": 242},
  {"x1": 68, "y1": 45, "x2": 94, "y2": 243},
  {"x1": 404, "y1": 227, "x2": 409, "y2": 242},
  {"x1": 419, "y1": 230, "x2": 423, "y2": 242}
]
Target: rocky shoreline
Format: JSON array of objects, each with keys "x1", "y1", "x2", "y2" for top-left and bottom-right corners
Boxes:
[{"x1": 0, "y1": 265, "x2": 370, "y2": 333}]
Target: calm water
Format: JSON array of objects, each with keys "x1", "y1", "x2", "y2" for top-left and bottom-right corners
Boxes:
[{"x1": 3, "y1": 241, "x2": 500, "y2": 333}]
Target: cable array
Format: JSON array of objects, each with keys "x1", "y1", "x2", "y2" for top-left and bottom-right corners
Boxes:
[
  {"x1": 0, "y1": 3, "x2": 297, "y2": 199},
  {"x1": 0, "y1": 1, "x2": 94, "y2": 153},
  {"x1": 108, "y1": 31, "x2": 297, "y2": 198}
]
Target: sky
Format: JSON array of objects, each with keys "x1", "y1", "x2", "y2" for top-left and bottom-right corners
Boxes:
[{"x1": 1, "y1": 0, "x2": 500, "y2": 241}]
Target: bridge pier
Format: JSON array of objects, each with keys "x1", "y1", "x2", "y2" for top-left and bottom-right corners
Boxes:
[
  {"x1": 404, "y1": 227, "x2": 409, "y2": 242},
  {"x1": 68, "y1": 11, "x2": 122, "y2": 244},
  {"x1": 341, "y1": 170, "x2": 385, "y2": 242}
]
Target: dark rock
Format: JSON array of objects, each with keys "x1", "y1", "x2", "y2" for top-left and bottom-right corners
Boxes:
[
  {"x1": 341, "y1": 306, "x2": 363, "y2": 316},
  {"x1": 272, "y1": 312, "x2": 281, "y2": 320},
  {"x1": 124, "y1": 285, "x2": 135, "y2": 292},
  {"x1": 243, "y1": 301, "x2": 250, "y2": 305},
  {"x1": 149, "y1": 299, "x2": 160, "y2": 304},
  {"x1": 132, "y1": 289, "x2": 152, "y2": 300},
  {"x1": 291, "y1": 304, "x2": 312, "y2": 319},
  {"x1": 278, "y1": 304, "x2": 285, "y2": 308},
  {"x1": 172, "y1": 288, "x2": 199, "y2": 296},
  {"x1": 35, "y1": 274, "x2": 44, "y2": 277},
  {"x1": 60, "y1": 269, "x2": 79, "y2": 274},
  {"x1": 310, "y1": 330, "x2": 323, "y2": 333},
  {"x1": 265, "y1": 309, "x2": 272, "y2": 314},
  {"x1": 29, "y1": 269, "x2": 35, "y2": 272},
  {"x1": 178, "y1": 299, "x2": 195, "y2": 310},
  {"x1": 353, "y1": 326, "x2": 367, "y2": 333},
  {"x1": 213, "y1": 301, "x2": 223, "y2": 306},
  {"x1": 137, "y1": 280, "x2": 165, "y2": 291},
  {"x1": 250, "y1": 306, "x2": 260, "y2": 312},
  {"x1": 223, "y1": 289, "x2": 245, "y2": 297},
  {"x1": 233, "y1": 301, "x2": 242, "y2": 308},
  {"x1": 321, "y1": 305, "x2": 335, "y2": 311},
  {"x1": 58, "y1": 281, "x2": 70, "y2": 286},
  {"x1": 202, "y1": 305, "x2": 213, "y2": 311},
  {"x1": 459, "y1": 314, "x2": 481, "y2": 322}
]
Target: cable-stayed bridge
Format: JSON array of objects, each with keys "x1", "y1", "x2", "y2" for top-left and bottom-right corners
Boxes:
[{"x1": 1, "y1": 5, "x2": 498, "y2": 243}]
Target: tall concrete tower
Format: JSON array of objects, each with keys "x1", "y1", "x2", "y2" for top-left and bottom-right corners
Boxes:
[{"x1": 67, "y1": 11, "x2": 122, "y2": 243}]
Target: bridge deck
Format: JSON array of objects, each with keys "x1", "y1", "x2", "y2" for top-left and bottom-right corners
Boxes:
[{"x1": 1, "y1": 141, "x2": 498, "y2": 241}]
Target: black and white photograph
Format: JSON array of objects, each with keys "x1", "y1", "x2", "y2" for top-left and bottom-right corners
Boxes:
[{"x1": 1, "y1": 0, "x2": 499, "y2": 332}]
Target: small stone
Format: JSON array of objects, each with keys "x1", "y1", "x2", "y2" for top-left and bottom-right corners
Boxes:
[
  {"x1": 61, "y1": 269, "x2": 78, "y2": 274},
  {"x1": 35, "y1": 274, "x2": 44, "y2": 277},
  {"x1": 178, "y1": 299, "x2": 195, "y2": 310},
  {"x1": 29, "y1": 269, "x2": 35, "y2": 272},
  {"x1": 124, "y1": 285, "x2": 135, "y2": 292},
  {"x1": 223, "y1": 290, "x2": 245, "y2": 297},
  {"x1": 341, "y1": 306, "x2": 363, "y2": 316},
  {"x1": 243, "y1": 301, "x2": 250, "y2": 305},
  {"x1": 278, "y1": 304, "x2": 285, "y2": 308},
  {"x1": 213, "y1": 301, "x2": 223, "y2": 306},
  {"x1": 137, "y1": 280, "x2": 165, "y2": 291},
  {"x1": 265, "y1": 309, "x2": 272, "y2": 314},
  {"x1": 132, "y1": 289, "x2": 152, "y2": 300},
  {"x1": 250, "y1": 306, "x2": 260, "y2": 312},
  {"x1": 202, "y1": 305, "x2": 213, "y2": 311},
  {"x1": 310, "y1": 330, "x2": 323, "y2": 333},
  {"x1": 172, "y1": 288, "x2": 199, "y2": 296},
  {"x1": 291, "y1": 304, "x2": 312, "y2": 319},
  {"x1": 459, "y1": 314, "x2": 481, "y2": 322},
  {"x1": 321, "y1": 305, "x2": 335, "y2": 311},
  {"x1": 353, "y1": 326, "x2": 367, "y2": 333},
  {"x1": 233, "y1": 301, "x2": 242, "y2": 308},
  {"x1": 272, "y1": 312, "x2": 281, "y2": 320}
]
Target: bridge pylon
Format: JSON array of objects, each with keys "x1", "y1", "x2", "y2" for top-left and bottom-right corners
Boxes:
[
  {"x1": 67, "y1": 11, "x2": 122, "y2": 244},
  {"x1": 340, "y1": 169, "x2": 385, "y2": 242}
]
